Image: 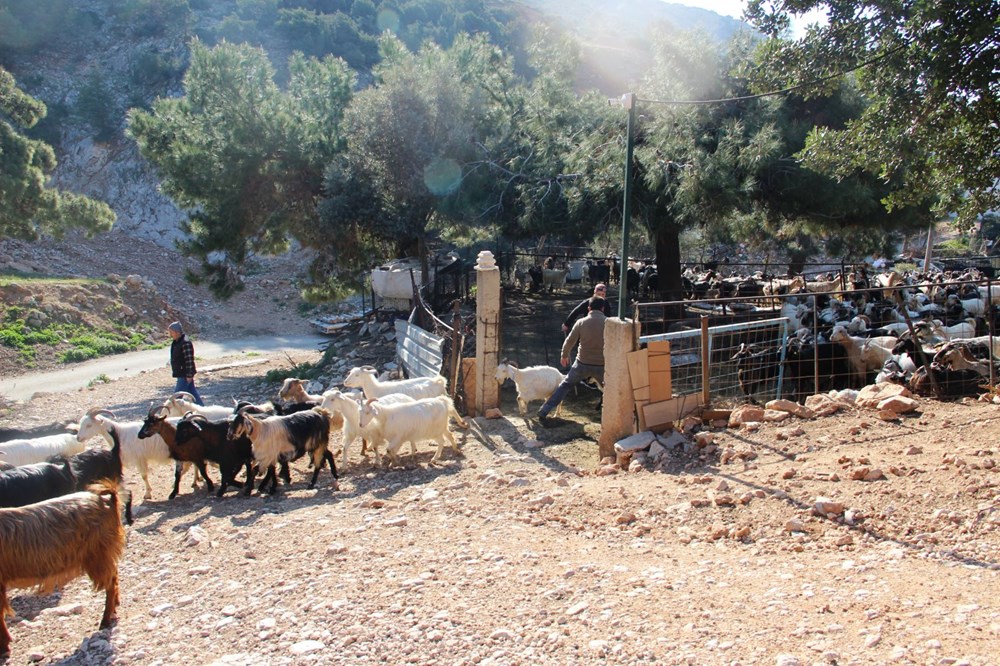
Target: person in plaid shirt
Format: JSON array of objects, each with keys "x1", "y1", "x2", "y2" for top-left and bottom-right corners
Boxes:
[{"x1": 168, "y1": 321, "x2": 204, "y2": 406}]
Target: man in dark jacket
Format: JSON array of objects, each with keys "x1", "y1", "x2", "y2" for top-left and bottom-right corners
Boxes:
[
  {"x1": 562, "y1": 283, "x2": 612, "y2": 334},
  {"x1": 168, "y1": 321, "x2": 204, "y2": 405}
]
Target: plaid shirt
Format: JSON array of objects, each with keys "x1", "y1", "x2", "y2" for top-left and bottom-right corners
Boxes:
[{"x1": 170, "y1": 335, "x2": 197, "y2": 378}]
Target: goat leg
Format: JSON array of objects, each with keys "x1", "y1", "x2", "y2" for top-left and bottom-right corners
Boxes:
[
  {"x1": 195, "y1": 462, "x2": 215, "y2": 494},
  {"x1": 99, "y1": 575, "x2": 119, "y2": 630},
  {"x1": 0, "y1": 583, "x2": 11, "y2": 657}
]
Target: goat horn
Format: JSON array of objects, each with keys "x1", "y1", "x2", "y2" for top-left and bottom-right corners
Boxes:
[
  {"x1": 87, "y1": 407, "x2": 115, "y2": 418},
  {"x1": 172, "y1": 391, "x2": 196, "y2": 401}
]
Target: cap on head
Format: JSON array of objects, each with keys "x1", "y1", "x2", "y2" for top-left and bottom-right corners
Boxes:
[
  {"x1": 168, "y1": 321, "x2": 184, "y2": 334},
  {"x1": 595, "y1": 283, "x2": 607, "y2": 294}
]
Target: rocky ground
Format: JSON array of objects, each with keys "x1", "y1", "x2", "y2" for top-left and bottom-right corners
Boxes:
[{"x1": 0, "y1": 235, "x2": 998, "y2": 665}]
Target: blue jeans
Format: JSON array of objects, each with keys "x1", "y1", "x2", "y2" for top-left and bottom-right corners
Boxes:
[
  {"x1": 174, "y1": 377, "x2": 204, "y2": 406},
  {"x1": 538, "y1": 361, "x2": 604, "y2": 417}
]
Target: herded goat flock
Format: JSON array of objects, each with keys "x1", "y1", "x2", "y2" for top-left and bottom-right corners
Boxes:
[
  {"x1": 726, "y1": 268, "x2": 1000, "y2": 401},
  {"x1": 0, "y1": 364, "x2": 469, "y2": 657}
]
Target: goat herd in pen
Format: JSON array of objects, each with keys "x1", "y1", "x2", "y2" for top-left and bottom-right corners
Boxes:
[
  {"x1": 0, "y1": 364, "x2": 471, "y2": 658},
  {"x1": 704, "y1": 266, "x2": 1000, "y2": 403}
]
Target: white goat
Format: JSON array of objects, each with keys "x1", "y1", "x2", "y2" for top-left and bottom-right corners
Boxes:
[
  {"x1": 0, "y1": 429, "x2": 87, "y2": 467},
  {"x1": 359, "y1": 395, "x2": 468, "y2": 466},
  {"x1": 343, "y1": 366, "x2": 447, "y2": 401},
  {"x1": 829, "y1": 326, "x2": 897, "y2": 383},
  {"x1": 542, "y1": 268, "x2": 568, "y2": 292},
  {"x1": 162, "y1": 392, "x2": 233, "y2": 420},
  {"x1": 228, "y1": 407, "x2": 335, "y2": 493},
  {"x1": 76, "y1": 407, "x2": 194, "y2": 500},
  {"x1": 319, "y1": 390, "x2": 414, "y2": 466},
  {"x1": 930, "y1": 318, "x2": 976, "y2": 341},
  {"x1": 494, "y1": 360, "x2": 565, "y2": 416}
]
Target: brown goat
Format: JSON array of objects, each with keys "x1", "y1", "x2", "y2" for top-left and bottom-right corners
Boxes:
[{"x1": 0, "y1": 480, "x2": 126, "y2": 657}]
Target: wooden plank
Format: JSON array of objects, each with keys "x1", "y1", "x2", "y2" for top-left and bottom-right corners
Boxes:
[
  {"x1": 626, "y1": 349, "x2": 648, "y2": 390},
  {"x1": 627, "y1": 349, "x2": 650, "y2": 431},
  {"x1": 642, "y1": 393, "x2": 705, "y2": 432},
  {"x1": 647, "y1": 340, "x2": 672, "y2": 403}
]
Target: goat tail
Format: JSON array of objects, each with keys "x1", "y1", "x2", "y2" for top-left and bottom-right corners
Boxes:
[{"x1": 444, "y1": 396, "x2": 469, "y2": 429}]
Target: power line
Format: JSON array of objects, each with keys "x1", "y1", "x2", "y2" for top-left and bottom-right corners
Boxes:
[{"x1": 636, "y1": 44, "x2": 907, "y2": 107}]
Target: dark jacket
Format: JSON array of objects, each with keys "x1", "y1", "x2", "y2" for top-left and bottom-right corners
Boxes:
[
  {"x1": 170, "y1": 335, "x2": 197, "y2": 378},
  {"x1": 564, "y1": 297, "x2": 612, "y2": 331}
]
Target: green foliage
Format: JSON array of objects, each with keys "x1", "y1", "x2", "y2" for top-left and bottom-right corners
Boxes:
[
  {"x1": 129, "y1": 51, "x2": 185, "y2": 96},
  {"x1": 114, "y1": 0, "x2": 191, "y2": 38},
  {"x1": 0, "y1": 67, "x2": 116, "y2": 240},
  {"x1": 264, "y1": 362, "x2": 318, "y2": 383},
  {"x1": 275, "y1": 7, "x2": 377, "y2": 68},
  {"x1": 75, "y1": 71, "x2": 118, "y2": 142},
  {"x1": 88, "y1": 374, "x2": 111, "y2": 387},
  {"x1": 935, "y1": 238, "x2": 974, "y2": 258},
  {"x1": 745, "y1": 0, "x2": 1000, "y2": 231},
  {"x1": 0, "y1": 0, "x2": 80, "y2": 55},
  {"x1": 0, "y1": 305, "x2": 149, "y2": 365},
  {"x1": 128, "y1": 40, "x2": 355, "y2": 298}
]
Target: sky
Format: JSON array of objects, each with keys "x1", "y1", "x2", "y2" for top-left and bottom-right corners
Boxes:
[{"x1": 667, "y1": 0, "x2": 828, "y2": 37}]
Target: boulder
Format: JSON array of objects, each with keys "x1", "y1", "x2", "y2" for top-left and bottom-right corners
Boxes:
[
  {"x1": 804, "y1": 393, "x2": 848, "y2": 417},
  {"x1": 877, "y1": 395, "x2": 919, "y2": 414},
  {"x1": 856, "y1": 383, "x2": 912, "y2": 409},
  {"x1": 765, "y1": 398, "x2": 816, "y2": 419},
  {"x1": 729, "y1": 405, "x2": 765, "y2": 427}
]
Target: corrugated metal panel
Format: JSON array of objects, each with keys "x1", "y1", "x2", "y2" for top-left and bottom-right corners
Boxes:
[{"x1": 396, "y1": 320, "x2": 444, "y2": 379}]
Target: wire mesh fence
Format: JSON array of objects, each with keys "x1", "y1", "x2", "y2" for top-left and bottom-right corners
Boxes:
[{"x1": 635, "y1": 276, "x2": 1000, "y2": 406}]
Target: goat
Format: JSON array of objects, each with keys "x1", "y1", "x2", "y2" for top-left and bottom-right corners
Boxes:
[
  {"x1": 0, "y1": 429, "x2": 86, "y2": 468},
  {"x1": 542, "y1": 268, "x2": 569, "y2": 292},
  {"x1": 228, "y1": 408, "x2": 336, "y2": 495},
  {"x1": 319, "y1": 390, "x2": 414, "y2": 466},
  {"x1": 277, "y1": 378, "x2": 324, "y2": 406},
  {"x1": 138, "y1": 406, "x2": 216, "y2": 499},
  {"x1": 174, "y1": 414, "x2": 255, "y2": 498},
  {"x1": 359, "y1": 395, "x2": 467, "y2": 466},
  {"x1": 928, "y1": 318, "x2": 976, "y2": 341},
  {"x1": 61, "y1": 424, "x2": 133, "y2": 525},
  {"x1": 495, "y1": 360, "x2": 565, "y2": 416},
  {"x1": 783, "y1": 338, "x2": 851, "y2": 401},
  {"x1": 935, "y1": 346, "x2": 996, "y2": 378},
  {"x1": 0, "y1": 421, "x2": 76, "y2": 444},
  {"x1": 0, "y1": 458, "x2": 75, "y2": 508},
  {"x1": 344, "y1": 366, "x2": 447, "y2": 401},
  {"x1": 730, "y1": 344, "x2": 782, "y2": 402},
  {"x1": 163, "y1": 392, "x2": 233, "y2": 421},
  {"x1": 77, "y1": 407, "x2": 198, "y2": 500},
  {"x1": 0, "y1": 480, "x2": 125, "y2": 658},
  {"x1": 909, "y1": 363, "x2": 985, "y2": 398}
]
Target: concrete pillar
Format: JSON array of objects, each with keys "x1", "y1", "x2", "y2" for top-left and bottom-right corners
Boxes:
[
  {"x1": 599, "y1": 316, "x2": 638, "y2": 460},
  {"x1": 474, "y1": 250, "x2": 501, "y2": 415}
]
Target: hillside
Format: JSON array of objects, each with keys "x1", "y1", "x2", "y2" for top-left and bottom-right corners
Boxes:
[{"x1": 1, "y1": 0, "x2": 746, "y2": 253}]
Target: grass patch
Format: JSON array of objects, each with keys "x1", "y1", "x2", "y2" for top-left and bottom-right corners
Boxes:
[
  {"x1": 0, "y1": 273, "x2": 105, "y2": 287},
  {"x1": 1, "y1": 306, "x2": 152, "y2": 365},
  {"x1": 88, "y1": 374, "x2": 111, "y2": 387}
]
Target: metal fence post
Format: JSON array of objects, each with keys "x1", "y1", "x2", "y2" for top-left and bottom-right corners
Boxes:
[{"x1": 701, "y1": 315, "x2": 711, "y2": 406}]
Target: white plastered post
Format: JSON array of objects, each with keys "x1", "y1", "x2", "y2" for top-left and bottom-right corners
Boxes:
[
  {"x1": 474, "y1": 251, "x2": 501, "y2": 414},
  {"x1": 599, "y1": 316, "x2": 638, "y2": 459}
]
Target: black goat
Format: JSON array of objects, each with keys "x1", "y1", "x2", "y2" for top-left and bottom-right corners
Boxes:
[
  {"x1": 731, "y1": 343, "x2": 782, "y2": 402},
  {"x1": 0, "y1": 458, "x2": 75, "y2": 508},
  {"x1": 783, "y1": 338, "x2": 852, "y2": 401},
  {"x1": 228, "y1": 408, "x2": 335, "y2": 495},
  {"x1": 63, "y1": 424, "x2": 133, "y2": 524},
  {"x1": 175, "y1": 414, "x2": 256, "y2": 498}
]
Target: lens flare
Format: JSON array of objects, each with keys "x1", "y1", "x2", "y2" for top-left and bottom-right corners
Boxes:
[{"x1": 423, "y1": 158, "x2": 462, "y2": 195}]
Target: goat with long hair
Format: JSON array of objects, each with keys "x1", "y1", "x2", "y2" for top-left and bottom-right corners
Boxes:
[{"x1": 0, "y1": 480, "x2": 126, "y2": 657}]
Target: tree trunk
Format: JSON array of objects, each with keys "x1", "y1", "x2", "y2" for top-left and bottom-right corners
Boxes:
[{"x1": 655, "y1": 223, "x2": 685, "y2": 321}]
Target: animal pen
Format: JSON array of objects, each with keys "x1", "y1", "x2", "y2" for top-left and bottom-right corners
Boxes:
[{"x1": 633, "y1": 277, "x2": 1000, "y2": 414}]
